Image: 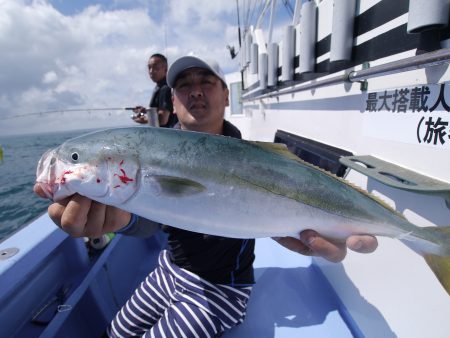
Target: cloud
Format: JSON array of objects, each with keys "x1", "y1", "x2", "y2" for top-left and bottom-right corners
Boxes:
[
  {"x1": 0, "y1": 0, "x2": 165, "y2": 134},
  {"x1": 42, "y1": 71, "x2": 58, "y2": 84},
  {"x1": 0, "y1": 0, "x2": 286, "y2": 135},
  {"x1": 164, "y1": 0, "x2": 239, "y2": 70}
]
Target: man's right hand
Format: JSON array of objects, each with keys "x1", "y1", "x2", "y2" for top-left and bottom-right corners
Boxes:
[
  {"x1": 131, "y1": 106, "x2": 148, "y2": 124},
  {"x1": 33, "y1": 184, "x2": 131, "y2": 238}
]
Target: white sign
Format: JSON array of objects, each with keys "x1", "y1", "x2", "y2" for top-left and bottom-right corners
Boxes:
[{"x1": 362, "y1": 82, "x2": 450, "y2": 148}]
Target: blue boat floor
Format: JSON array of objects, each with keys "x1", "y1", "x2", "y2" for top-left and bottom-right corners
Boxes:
[
  {"x1": 225, "y1": 238, "x2": 354, "y2": 338},
  {"x1": 0, "y1": 215, "x2": 356, "y2": 337}
]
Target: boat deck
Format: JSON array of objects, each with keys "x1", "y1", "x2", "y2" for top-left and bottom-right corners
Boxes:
[
  {"x1": 0, "y1": 213, "x2": 358, "y2": 337},
  {"x1": 227, "y1": 237, "x2": 357, "y2": 338}
]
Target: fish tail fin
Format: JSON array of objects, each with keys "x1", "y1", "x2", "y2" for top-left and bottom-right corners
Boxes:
[
  {"x1": 424, "y1": 254, "x2": 450, "y2": 295},
  {"x1": 421, "y1": 226, "x2": 450, "y2": 295}
]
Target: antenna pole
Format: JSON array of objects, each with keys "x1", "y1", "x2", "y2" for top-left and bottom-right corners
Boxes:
[{"x1": 236, "y1": 0, "x2": 242, "y2": 47}]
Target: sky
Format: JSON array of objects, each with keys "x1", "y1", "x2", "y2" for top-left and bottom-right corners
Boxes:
[{"x1": 0, "y1": 0, "x2": 294, "y2": 136}]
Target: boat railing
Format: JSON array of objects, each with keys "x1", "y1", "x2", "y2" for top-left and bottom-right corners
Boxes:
[{"x1": 242, "y1": 47, "x2": 450, "y2": 101}]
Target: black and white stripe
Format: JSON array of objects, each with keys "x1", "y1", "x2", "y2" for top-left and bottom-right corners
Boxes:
[{"x1": 107, "y1": 250, "x2": 252, "y2": 338}]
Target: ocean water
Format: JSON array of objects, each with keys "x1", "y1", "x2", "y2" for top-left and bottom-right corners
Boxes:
[{"x1": 0, "y1": 129, "x2": 94, "y2": 242}]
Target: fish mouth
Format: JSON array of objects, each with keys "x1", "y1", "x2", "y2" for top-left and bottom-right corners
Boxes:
[
  {"x1": 36, "y1": 181, "x2": 57, "y2": 200},
  {"x1": 36, "y1": 148, "x2": 58, "y2": 199}
]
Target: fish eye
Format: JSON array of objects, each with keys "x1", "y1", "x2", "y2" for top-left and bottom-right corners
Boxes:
[
  {"x1": 50, "y1": 157, "x2": 56, "y2": 165},
  {"x1": 71, "y1": 152, "x2": 79, "y2": 162}
]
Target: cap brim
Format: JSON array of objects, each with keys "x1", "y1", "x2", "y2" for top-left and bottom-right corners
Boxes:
[{"x1": 167, "y1": 55, "x2": 225, "y2": 88}]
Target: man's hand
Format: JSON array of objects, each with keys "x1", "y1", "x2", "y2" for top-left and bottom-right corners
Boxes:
[
  {"x1": 131, "y1": 106, "x2": 148, "y2": 124},
  {"x1": 273, "y1": 230, "x2": 378, "y2": 263},
  {"x1": 33, "y1": 184, "x2": 131, "y2": 238}
]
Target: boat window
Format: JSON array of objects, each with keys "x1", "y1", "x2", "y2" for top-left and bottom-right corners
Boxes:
[
  {"x1": 274, "y1": 130, "x2": 353, "y2": 177},
  {"x1": 229, "y1": 82, "x2": 243, "y2": 116}
]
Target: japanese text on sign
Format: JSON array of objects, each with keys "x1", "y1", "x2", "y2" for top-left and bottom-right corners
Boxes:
[{"x1": 365, "y1": 83, "x2": 450, "y2": 146}]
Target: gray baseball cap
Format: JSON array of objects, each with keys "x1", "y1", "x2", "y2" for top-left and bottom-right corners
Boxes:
[{"x1": 167, "y1": 55, "x2": 227, "y2": 88}]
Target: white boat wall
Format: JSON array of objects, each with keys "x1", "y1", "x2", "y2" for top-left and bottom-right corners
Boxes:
[{"x1": 225, "y1": 0, "x2": 450, "y2": 337}]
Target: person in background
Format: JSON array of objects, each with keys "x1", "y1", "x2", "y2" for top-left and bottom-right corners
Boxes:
[
  {"x1": 33, "y1": 55, "x2": 377, "y2": 338},
  {"x1": 132, "y1": 53, "x2": 178, "y2": 128}
]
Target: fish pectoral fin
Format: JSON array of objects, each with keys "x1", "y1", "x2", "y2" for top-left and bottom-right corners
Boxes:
[{"x1": 151, "y1": 175, "x2": 206, "y2": 197}]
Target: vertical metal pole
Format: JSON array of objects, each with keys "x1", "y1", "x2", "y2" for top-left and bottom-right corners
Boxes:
[
  {"x1": 268, "y1": 0, "x2": 277, "y2": 44},
  {"x1": 236, "y1": 0, "x2": 242, "y2": 48}
]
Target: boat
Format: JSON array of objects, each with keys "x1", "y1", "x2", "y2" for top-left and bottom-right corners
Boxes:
[{"x1": 1, "y1": 0, "x2": 450, "y2": 337}]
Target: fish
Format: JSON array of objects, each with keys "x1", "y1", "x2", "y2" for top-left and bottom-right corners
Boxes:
[{"x1": 35, "y1": 126, "x2": 450, "y2": 295}]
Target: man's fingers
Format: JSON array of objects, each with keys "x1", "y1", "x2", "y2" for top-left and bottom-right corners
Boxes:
[
  {"x1": 46, "y1": 194, "x2": 129, "y2": 238},
  {"x1": 84, "y1": 201, "x2": 107, "y2": 238},
  {"x1": 33, "y1": 183, "x2": 46, "y2": 198},
  {"x1": 274, "y1": 230, "x2": 378, "y2": 263},
  {"x1": 300, "y1": 230, "x2": 347, "y2": 263},
  {"x1": 346, "y1": 235, "x2": 378, "y2": 253},
  {"x1": 104, "y1": 206, "x2": 132, "y2": 233},
  {"x1": 273, "y1": 231, "x2": 347, "y2": 262},
  {"x1": 47, "y1": 196, "x2": 71, "y2": 227},
  {"x1": 58, "y1": 194, "x2": 92, "y2": 237},
  {"x1": 272, "y1": 236, "x2": 315, "y2": 256}
]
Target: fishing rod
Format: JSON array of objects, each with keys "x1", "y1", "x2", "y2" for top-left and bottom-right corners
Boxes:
[{"x1": 2, "y1": 107, "x2": 143, "y2": 120}]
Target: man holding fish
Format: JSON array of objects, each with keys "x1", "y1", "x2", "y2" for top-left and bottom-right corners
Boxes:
[{"x1": 34, "y1": 55, "x2": 378, "y2": 337}]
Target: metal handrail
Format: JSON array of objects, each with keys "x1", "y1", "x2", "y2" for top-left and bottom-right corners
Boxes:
[
  {"x1": 242, "y1": 47, "x2": 450, "y2": 101},
  {"x1": 349, "y1": 47, "x2": 450, "y2": 81}
]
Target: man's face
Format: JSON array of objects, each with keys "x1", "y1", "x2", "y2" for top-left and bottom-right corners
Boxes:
[
  {"x1": 147, "y1": 57, "x2": 167, "y2": 83},
  {"x1": 172, "y1": 68, "x2": 229, "y2": 133}
]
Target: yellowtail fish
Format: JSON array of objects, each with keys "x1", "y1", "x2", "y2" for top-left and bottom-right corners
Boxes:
[{"x1": 35, "y1": 127, "x2": 450, "y2": 295}]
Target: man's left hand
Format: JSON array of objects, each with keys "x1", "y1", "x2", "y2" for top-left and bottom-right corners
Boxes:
[{"x1": 272, "y1": 230, "x2": 378, "y2": 263}]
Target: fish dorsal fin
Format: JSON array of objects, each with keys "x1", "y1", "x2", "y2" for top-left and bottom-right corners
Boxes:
[
  {"x1": 250, "y1": 141, "x2": 302, "y2": 162},
  {"x1": 149, "y1": 175, "x2": 206, "y2": 197},
  {"x1": 251, "y1": 141, "x2": 404, "y2": 218}
]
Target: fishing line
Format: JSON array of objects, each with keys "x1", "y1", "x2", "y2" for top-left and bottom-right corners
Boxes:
[{"x1": 3, "y1": 107, "x2": 138, "y2": 120}]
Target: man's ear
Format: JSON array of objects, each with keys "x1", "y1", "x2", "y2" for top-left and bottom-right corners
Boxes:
[{"x1": 172, "y1": 94, "x2": 177, "y2": 115}]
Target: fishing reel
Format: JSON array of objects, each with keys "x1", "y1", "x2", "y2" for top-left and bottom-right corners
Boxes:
[{"x1": 130, "y1": 106, "x2": 148, "y2": 119}]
